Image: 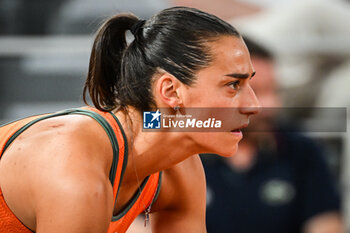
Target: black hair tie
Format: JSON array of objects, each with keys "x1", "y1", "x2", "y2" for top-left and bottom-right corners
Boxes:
[{"x1": 130, "y1": 19, "x2": 146, "y2": 37}]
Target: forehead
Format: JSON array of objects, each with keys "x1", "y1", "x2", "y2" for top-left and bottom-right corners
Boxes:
[{"x1": 207, "y1": 36, "x2": 252, "y2": 74}]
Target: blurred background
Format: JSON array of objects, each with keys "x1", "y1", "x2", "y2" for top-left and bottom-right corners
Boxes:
[{"x1": 0, "y1": 0, "x2": 349, "y2": 232}]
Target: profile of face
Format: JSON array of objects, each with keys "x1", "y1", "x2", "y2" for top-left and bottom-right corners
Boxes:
[
  {"x1": 177, "y1": 36, "x2": 260, "y2": 156},
  {"x1": 247, "y1": 55, "x2": 281, "y2": 132}
]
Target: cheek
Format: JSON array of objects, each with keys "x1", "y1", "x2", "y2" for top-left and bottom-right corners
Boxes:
[
  {"x1": 182, "y1": 84, "x2": 222, "y2": 107},
  {"x1": 192, "y1": 132, "x2": 242, "y2": 156},
  {"x1": 188, "y1": 91, "x2": 236, "y2": 108}
]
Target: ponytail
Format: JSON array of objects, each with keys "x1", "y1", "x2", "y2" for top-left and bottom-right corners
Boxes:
[
  {"x1": 84, "y1": 8, "x2": 240, "y2": 113},
  {"x1": 83, "y1": 14, "x2": 138, "y2": 111}
]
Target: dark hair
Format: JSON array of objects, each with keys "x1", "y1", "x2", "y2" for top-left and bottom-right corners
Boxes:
[
  {"x1": 243, "y1": 36, "x2": 273, "y2": 60},
  {"x1": 84, "y1": 7, "x2": 240, "y2": 112}
]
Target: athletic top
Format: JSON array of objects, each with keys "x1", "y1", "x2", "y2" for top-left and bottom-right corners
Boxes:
[{"x1": 0, "y1": 107, "x2": 162, "y2": 233}]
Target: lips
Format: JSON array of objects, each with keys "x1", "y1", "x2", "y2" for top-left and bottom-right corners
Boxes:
[{"x1": 231, "y1": 123, "x2": 249, "y2": 132}]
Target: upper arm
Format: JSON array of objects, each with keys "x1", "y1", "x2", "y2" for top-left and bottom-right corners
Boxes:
[
  {"x1": 35, "y1": 174, "x2": 114, "y2": 233},
  {"x1": 0, "y1": 114, "x2": 115, "y2": 232},
  {"x1": 150, "y1": 155, "x2": 207, "y2": 233},
  {"x1": 30, "y1": 119, "x2": 115, "y2": 232}
]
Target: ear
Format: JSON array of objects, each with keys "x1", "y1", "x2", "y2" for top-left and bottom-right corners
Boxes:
[{"x1": 154, "y1": 72, "x2": 183, "y2": 108}]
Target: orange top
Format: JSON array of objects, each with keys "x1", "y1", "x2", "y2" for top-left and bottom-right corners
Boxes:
[{"x1": 0, "y1": 107, "x2": 162, "y2": 233}]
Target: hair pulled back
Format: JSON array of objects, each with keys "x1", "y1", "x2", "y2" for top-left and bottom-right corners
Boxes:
[{"x1": 83, "y1": 7, "x2": 240, "y2": 112}]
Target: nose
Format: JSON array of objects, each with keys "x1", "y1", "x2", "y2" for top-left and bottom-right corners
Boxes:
[{"x1": 239, "y1": 85, "x2": 261, "y2": 116}]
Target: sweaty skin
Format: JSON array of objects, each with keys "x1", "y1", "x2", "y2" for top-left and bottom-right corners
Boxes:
[{"x1": 0, "y1": 36, "x2": 259, "y2": 233}]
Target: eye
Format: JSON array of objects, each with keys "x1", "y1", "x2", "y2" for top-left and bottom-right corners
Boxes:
[{"x1": 227, "y1": 80, "x2": 241, "y2": 90}]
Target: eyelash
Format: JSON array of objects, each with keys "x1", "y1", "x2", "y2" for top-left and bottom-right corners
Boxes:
[{"x1": 227, "y1": 80, "x2": 241, "y2": 90}]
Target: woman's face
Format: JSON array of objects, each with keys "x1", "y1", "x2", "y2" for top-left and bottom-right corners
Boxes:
[{"x1": 180, "y1": 36, "x2": 260, "y2": 156}]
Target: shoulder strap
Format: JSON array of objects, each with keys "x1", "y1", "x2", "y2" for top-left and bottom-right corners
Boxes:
[{"x1": 1, "y1": 108, "x2": 120, "y2": 186}]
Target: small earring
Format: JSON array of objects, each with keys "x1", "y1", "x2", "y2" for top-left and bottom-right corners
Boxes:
[{"x1": 174, "y1": 106, "x2": 180, "y2": 111}]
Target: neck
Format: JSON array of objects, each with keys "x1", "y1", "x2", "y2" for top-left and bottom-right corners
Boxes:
[{"x1": 114, "y1": 107, "x2": 198, "y2": 185}]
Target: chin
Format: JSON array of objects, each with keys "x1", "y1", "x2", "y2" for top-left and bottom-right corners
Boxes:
[
  {"x1": 214, "y1": 144, "x2": 239, "y2": 157},
  {"x1": 194, "y1": 132, "x2": 242, "y2": 157},
  {"x1": 217, "y1": 132, "x2": 242, "y2": 156},
  {"x1": 203, "y1": 133, "x2": 241, "y2": 157}
]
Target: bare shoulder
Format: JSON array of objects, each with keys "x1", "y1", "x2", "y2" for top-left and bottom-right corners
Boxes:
[
  {"x1": 0, "y1": 113, "x2": 114, "y2": 231},
  {"x1": 152, "y1": 154, "x2": 206, "y2": 212},
  {"x1": 34, "y1": 159, "x2": 114, "y2": 233},
  {"x1": 2, "y1": 113, "x2": 113, "y2": 169}
]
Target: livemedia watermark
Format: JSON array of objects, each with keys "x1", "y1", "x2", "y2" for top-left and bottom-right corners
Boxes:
[{"x1": 142, "y1": 107, "x2": 347, "y2": 133}]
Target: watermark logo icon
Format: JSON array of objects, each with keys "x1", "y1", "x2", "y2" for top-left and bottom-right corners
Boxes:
[{"x1": 143, "y1": 110, "x2": 161, "y2": 129}]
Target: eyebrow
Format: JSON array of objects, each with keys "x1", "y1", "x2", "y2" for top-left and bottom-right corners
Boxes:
[{"x1": 225, "y1": 71, "x2": 256, "y2": 79}]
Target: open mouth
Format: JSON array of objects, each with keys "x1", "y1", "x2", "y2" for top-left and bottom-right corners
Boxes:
[
  {"x1": 231, "y1": 124, "x2": 248, "y2": 133},
  {"x1": 231, "y1": 129, "x2": 241, "y2": 133}
]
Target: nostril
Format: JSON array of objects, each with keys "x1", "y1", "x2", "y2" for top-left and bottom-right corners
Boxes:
[
  {"x1": 255, "y1": 106, "x2": 262, "y2": 115},
  {"x1": 239, "y1": 106, "x2": 260, "y2": 116},
  {"x1": 239, "y1": 85, "x2": 261, "y2": 115}
]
